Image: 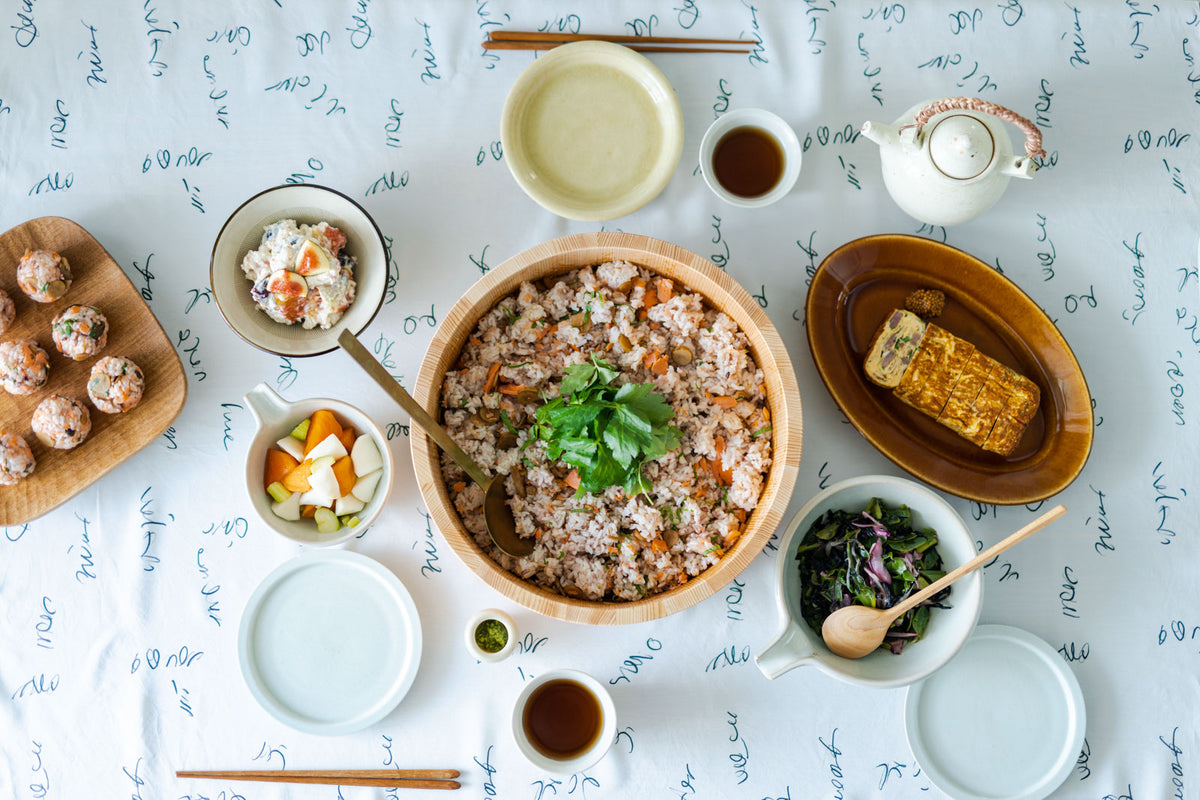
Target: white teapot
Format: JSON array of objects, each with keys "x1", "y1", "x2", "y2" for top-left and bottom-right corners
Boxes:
[{"x1": 861, "y1": 97, "x2": 1045, "y2": 227}]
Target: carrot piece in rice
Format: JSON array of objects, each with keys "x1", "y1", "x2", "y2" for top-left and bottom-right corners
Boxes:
[
  {"x1": 656, "y1": 279, "x2": 674, "y2": 303},
  {"x1": 483, "y1": 362, "x2": 501, "y2": 393}
]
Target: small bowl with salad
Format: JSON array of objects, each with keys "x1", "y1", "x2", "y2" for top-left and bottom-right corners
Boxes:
[
  {"x1": 243, "y1": 383, "x2": 392, "y2": 546},
  {"x1": 756, "y1": 474, "x2": 981, "y2": 689}
]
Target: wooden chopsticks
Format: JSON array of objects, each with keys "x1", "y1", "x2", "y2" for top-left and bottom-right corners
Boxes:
[
  {"x1": 484, "y1": 30, "x2": 757, "y2": 54},
  {"x1": 176, "y1": 769, "x2": 461, "y2": 790}
]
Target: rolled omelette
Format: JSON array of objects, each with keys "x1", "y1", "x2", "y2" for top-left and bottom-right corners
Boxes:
[{"x1": 864, "y1": 308, "x2": 1040, "y2": 455}]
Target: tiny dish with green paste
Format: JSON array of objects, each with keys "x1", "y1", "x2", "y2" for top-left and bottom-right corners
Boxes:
[{"x1": 465, "y1": 608, "x2": 517, "y2": 662}]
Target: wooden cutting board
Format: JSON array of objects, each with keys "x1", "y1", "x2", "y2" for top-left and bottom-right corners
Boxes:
[{"x1": 0, "y1": 216, "x2": 187, "y2": 525}]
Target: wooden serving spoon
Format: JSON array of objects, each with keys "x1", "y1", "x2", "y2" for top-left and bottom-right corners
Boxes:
[
  {"x1": 821, "y1": 504, "x2": 1067, "y2": 659},
  {"x1": 338, "y1": 330, "x2": 534, "y2": 558}
]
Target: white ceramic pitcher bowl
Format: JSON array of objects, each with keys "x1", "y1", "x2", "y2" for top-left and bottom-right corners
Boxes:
[
  {"x1": 756, "y1": 475, "x2": 982, "y2": 689},
  {"x1": 243, "y1": 383, "x2": 393, "y2": 546}
]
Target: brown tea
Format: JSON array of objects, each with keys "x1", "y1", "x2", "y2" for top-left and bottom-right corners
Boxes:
[
  {"x1": 522, "y1": 678, "x2": 603, "y2": 759},
  {"x1": 712, "y1": 126, "x2": 785, "y2": 198}
]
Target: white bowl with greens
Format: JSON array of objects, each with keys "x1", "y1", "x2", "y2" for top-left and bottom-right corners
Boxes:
[{"x1": 756, "y1": 474, "x2": 982, "y2": 689}]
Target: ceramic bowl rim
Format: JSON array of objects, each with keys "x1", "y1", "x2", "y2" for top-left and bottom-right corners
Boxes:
[
  {"x1": 500, "y1": 41, "x2": 685, "y2": 221},
  {"x1": 210, "y1": 183, "x2": 388, "y2": 357}
]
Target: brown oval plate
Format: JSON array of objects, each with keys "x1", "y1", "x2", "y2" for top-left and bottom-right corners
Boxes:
[
  {"x1": 0, "y1": 217, "x2": 187, "y2": 524},
  {"x1": 806, "y1": 234, "x2": 1092, "y2": 505}
]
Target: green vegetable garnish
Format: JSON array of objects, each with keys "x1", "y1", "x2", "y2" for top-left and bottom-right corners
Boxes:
[
  {"x1": 531, "y1": 355, "x2": 682, "y2": 498},
  {"x1": 313, "y1": 507, "x2": 340, "y2": 534},
  {"x1": 795, "y1": 498, "x2": 950, "y2": 655}
]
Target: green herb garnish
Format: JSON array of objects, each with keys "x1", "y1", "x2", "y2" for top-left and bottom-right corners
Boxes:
[
  {"x1": 532, "y1": 355, "x2": 682, "y2": 498},
  {"x1": 795, "y1": 498, "x2": 949, "y2": 655}
]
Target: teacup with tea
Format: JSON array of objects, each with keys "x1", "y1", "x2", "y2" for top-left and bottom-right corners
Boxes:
[
  {"x1": 700, "y1": 108, "x2": 802, "y2": 208},
  {"x1": 511, "y1": 669, "x2": 617, "y2": 773}
]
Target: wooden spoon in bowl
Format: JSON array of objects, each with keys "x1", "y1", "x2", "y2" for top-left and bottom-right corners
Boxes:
[
  {"x1": 338, "y1": 330, "x2": 534, "y2": 558},
  {"x1": 821, "y1": 504, "x2": 1067, "y2": 659}
]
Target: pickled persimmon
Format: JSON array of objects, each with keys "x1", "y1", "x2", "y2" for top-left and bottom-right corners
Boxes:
[
  {"x1": 331, "y1": 455, "x2": 356, "y2": 496},
  {"x1": 337, "y1": 425, "x2": 357, "y2": 452},
  {"x1": 304, "y1": 409, "x2": 343, "y2": 455},
  {"x1": 264, "y1": 448, "x2": 299, "y2": 491},
  {"x1": 265, "y1": 408, "x2": 385, "y2": 536},
  {"x1": 282, "y1": 459, "x2": 314, "y2": 492}
]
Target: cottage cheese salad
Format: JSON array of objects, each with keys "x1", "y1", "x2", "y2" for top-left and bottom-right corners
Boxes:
[{"x1": 241, "y1": 219, "x2": 356, "y2": 330}]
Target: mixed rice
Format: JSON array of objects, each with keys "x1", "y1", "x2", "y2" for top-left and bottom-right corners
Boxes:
[{"x1": 440, "y1": 261, "x2": 772, "y2": 601}]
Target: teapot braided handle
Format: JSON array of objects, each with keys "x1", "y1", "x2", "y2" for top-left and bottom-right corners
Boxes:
[{"x1": 909, "y1": 97, "x2": 1046, "y2": 161}]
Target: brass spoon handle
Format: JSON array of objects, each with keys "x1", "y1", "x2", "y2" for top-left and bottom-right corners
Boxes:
[
  {"x1": 886, "y1": 504, "x2": 1067, "y2": 621},
  {"x1": 338, "y1": 330, "x2": 490, "y2": 488}
]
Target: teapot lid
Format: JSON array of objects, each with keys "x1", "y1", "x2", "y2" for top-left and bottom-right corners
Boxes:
[{"x1": 927, "y1": 114, "x2": 995, "y2": 180}]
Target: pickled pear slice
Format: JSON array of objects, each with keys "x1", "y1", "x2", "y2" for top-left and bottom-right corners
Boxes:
[
  {"x1": 276, "y1": 436, "x2": 305, "y2": 461},
  {"x1": 351, "y1": 435, "x2": 383, "y2": 476},
  {"x1": 298, "y1": 457, "x2": 339, "y2": 504},
  {"x1": 271, "y1": 491, "x2": 302, "y2": 521},
  {"x1": 351, "y1": 468, "x2": 383, "y2": 502},
  {"x1": 306, "y1": 434, "x2": 347, "y2": 462},
  {"x1": 335, "y1": 493, "x2": 365, "y2": 516}
]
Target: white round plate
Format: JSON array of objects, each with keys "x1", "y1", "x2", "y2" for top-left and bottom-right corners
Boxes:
[
  {"x1": 905, "y1": 625, "x2": 1085, "y2": 800},
  {"x1": 501, "y1": 41, "x2": 683, "y2": 221},
  {"x1": 238, "y1": 550, "x2": 422, "y2": 735},
  {"x1": 210, "y1": 184, "x2": 387, "y2": 357}
]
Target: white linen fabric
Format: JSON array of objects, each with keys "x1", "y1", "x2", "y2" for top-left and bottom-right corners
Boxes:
[{"x1": 1, "y1": 2, "x2": 1197, "y2": 798}]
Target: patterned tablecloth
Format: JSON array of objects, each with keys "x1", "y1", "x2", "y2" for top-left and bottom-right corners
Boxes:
[{"x1": 2, "y1": 2, "x2": 1197, "y2": 798}]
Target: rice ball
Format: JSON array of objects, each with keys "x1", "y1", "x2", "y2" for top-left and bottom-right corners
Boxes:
[
  {"x1": 31, "y1": 395, "x2": 91, "y2": 450},
  {"x1": 0, "y1": 430, "x2": 35, "y2": 485},
  {"x1": 0, "y1": 339, "x2": 50, "y2": 395},
  {"x1": 87, "y1": 355, "x2": 144, "y2": 413},
  {"x1": 52, "y1": 305, "x2": 108, "y2": 361},
  {"x1": 17, "y1": 249, "x2": 72, "y2": 303},
  {"x1": 0, "y1": 289, "x2": 15, "y2": 335}
]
